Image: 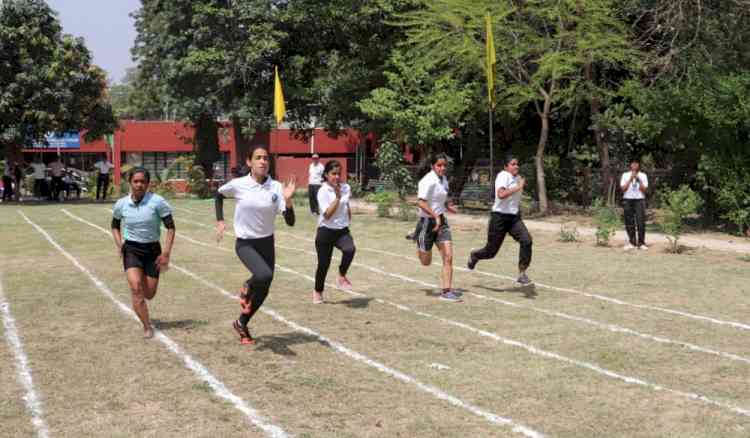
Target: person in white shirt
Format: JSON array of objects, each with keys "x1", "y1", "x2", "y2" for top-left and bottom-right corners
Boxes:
[
  {"x1": 312, "y1": 160, "x2": 356, "y2": 304},
  {"x1": 620, "y1": 158, "x2": 649, "y2": 251},
  {"x1": 48, "y1": 156, "x2": 65, "y2": 201},
  {"x1": 467, "y1": 156, "x2": 533, "y2": 285},
  {"x1": 414, "y1": 154, "x2": 461, "y2": 302},
  {"x1": 93, "y1": 155, "x2": 115, "y2": 201},
  {"x1": 308, "y1": 153, "x2": 325, "y2": 215},
  {"x1": 215, "y1": 145, "x2": 297, "y2": 345},
  {"x1": 30, "y1": 157, "x2": 46, "y2": 199}
]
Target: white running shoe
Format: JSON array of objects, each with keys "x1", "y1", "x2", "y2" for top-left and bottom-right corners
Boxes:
[
  {"x1": 638, "y1": 244, "x2": 649, "y2": 251},
  {"x1": 623, "y1": 244, "x2": 637, "y2": 251}
]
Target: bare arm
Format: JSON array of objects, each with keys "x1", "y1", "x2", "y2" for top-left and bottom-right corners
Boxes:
[{"x1": 497, "y1": 177, "x2": 525, "y2": 199}]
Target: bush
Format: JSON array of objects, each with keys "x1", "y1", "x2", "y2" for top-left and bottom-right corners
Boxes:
[
  {"x1": 375, "y1": 140, "x2": 414, "y2": 199},
  {"x1": 187, "y1": 164, "x2": 211, "y2": 198},
  {"x1": 558, "y1": 222, "x2": 579, "y2": 243},
  {"x1": 366, "y1": 191, "x2": 398, "y2": 217},
  {"x1": 592, "y1": 198, "x2": 620, "y2": 246},
  {"x1": 697, "y1": 152, "x2": 750, "y2": 235},
  {"x1": 348, "y1": 177, "x2": 365, "y2": 199},
  {"x1": 396, "y1": 200, "x2": 417, "y2": 222},
  {"x1": 659, "y1": 185, "x2": 703, "y2": 253}
]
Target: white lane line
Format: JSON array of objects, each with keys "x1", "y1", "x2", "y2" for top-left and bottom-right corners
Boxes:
[
  {"x1": 173, "y1": 205, "x2": 750, "y2": 332},
  {"x1": 150, "y1": 211, "x2": 750, "y2": 419},
  {"x1": 0, "y1": 273, "x2": 51, "y2": 438},
  {"x1": 25, "y1": 211, "x2": 289, "y2": 438},
  {"x1": 66, "y1": 209, "x2": 546, "y2": 438},
  {"x1": 280, "y1": 243, "x2": 750, "y2": 365}
]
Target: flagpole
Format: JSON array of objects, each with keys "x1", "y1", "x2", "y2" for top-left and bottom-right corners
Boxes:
[{"x1": 489, "y1": 107, "x2": 494, "y2": 182}]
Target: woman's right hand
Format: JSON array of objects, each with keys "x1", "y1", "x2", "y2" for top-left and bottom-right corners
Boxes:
[
  {"x1": 333, "y1": 183, "x2": 342, "y2": 199},
  {"x1": 215, "y1": 221, "x2": 226, "y2": 243}
]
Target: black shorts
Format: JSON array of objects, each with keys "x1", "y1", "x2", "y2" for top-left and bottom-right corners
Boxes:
[
  {"x1": 122, "y1": 240, "x2": 162, "y2": 278},
  {"x1": 415, "y1": 215, "x2": 452, "y2": 252}
]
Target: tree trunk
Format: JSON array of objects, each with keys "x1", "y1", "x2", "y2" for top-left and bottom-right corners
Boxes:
[
  {"x1": 583, "y1": 63, "x2": 612, "y2": 200},
  {"x1": 231, "y1": 115, "x2": 251, "y2": 169},
  {"x1": 536, "y1": 93, "x2": 552, "y2": 215},
  {"x1": 193, "y1": 112, "x2": 220, "y2": 180}
]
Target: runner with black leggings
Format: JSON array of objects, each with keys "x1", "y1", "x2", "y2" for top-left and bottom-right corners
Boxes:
[
  {"x1": 312, "y1": 160, "x2": 356, "y2": 304},
  {"x1": 111, "y1": 167, "x2": 176, "y2": 339},
  {"x1": 467, "y1": 156, "x2": 533, "y2": 285},
  {"x1": 215, "y1": 146, "x2": 296, "y2": 345}
]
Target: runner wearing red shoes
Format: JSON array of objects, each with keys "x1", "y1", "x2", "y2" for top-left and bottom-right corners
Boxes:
[{"x1": 215, "y1": 146, "x2": 296, "y2": 345}]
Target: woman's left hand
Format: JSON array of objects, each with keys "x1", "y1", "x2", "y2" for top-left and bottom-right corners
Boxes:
[{"x1": 157, "y1": 253, "x2": 170, "y2": 272}]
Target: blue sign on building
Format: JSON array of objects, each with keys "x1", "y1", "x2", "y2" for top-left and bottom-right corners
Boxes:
[{"x1": 33, "y1": 132, "x2": 80, "y2": 149}]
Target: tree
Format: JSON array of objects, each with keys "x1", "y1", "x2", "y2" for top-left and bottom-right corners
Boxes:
[
  {"x1": 0, "y1": 0, "x2": 115, "y2": 157},
  {"x1": 396, "y1": 0, "x2": 636, "y2": 214},
  {"x1": 132, "y1": 0, "x2": 281, "y2": 177},
  {"x1": 357, "y1": 51, "x2": 473, "y2": 149},
  {"x1": 109, "y1": 67, "x2": 169, "y2": 121}
]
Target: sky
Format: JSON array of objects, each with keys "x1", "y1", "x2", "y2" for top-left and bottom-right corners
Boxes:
[{"x1": 46, "y1": 0, "x2": 142, "y2": 84}]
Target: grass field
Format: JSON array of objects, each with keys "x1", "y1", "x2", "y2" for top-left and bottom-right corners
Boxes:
[{"x1": 2, "y1": 199, "x2": 750, "y2": 437}]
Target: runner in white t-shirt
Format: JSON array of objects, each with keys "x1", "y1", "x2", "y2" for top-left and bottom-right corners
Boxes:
[
  {"x1": 467, "y1": 156, "x2": 533, "y2": 285},
  {"x1": 215, "y1": 145, "x2": 297, "y2": 345},
  {"x1": 93, "y1": 155, "x2": 114, "y2": 201},
  {"x1": 30, "y1": 158, "x2": 46, "y2": 199},
  {"x1": 620, "y1": 158, "x2": 649, "y2": 251},
  {"x1": 308, "y1": 154, "x2": 325, "y2": 215},
  {"x1": 414, "y1": 154, "x2": 461, "y2": 302},
  {"x1": 312, "y1": 160, "x2": 356, "y2": 304}
]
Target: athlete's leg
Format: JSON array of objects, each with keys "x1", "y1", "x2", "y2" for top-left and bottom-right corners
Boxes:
[
  {"x1": 314, "y1": 228, "x2": 335, "y2": 297},
  {"x1": 126, "y1": 267, "x2": 153, "y2": 338},
  {"x1": 334, "y1": 231, "x2": 356, "y2": 277},
  {"x1": 508, "y1": 218, "x2": 533, "y2": 273},
  {"x1": 436, "y1": 241, "x2": 453, "y2": 290},
  {"x1": 471, "y1": 213, "x2": 508, "y2": 262},
  {"x1": 235, "y1": 237, "x2": 275, "y2": 326}
]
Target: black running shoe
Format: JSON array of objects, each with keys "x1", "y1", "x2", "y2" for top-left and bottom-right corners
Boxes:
[{"x1": 467, "y1": 251, "x2": 478, "y2": 270}]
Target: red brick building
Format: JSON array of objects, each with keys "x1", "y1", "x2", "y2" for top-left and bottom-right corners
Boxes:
[{"x1": 22, "y1": 121, "x2": 376, "y2": 190}]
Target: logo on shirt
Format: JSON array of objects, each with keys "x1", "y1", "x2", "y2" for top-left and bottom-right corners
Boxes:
[{"x1": 271, "y1": 193, "x2": 278, "y2": 203}]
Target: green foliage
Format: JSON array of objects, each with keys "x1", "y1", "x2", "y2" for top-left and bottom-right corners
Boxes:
[
  {"x1": 348, "y1": 177, "x2": 365, "y2": 199},
  {"x1": 0, "y1": 0, "x2": 115, "y2": 154},
  {"x1": 375, "y1": 141, "x2": 414, "y2": 199},
  {"x1": 738, "y1": 255, "x2": 750, "y2": 263},
  {"x1": 592, "y1": 198, "x2": 620, "y2": 246},
  {"x1": 558, "y1": 223, "x2": 580, "y2": 243},
  {"x1": 365, "y1": 191, "x2": 398, "y2": 218},
  {"x1": 697, "y1": 151, "x2": 750, "y2": 236},
  {"x1": 358, "y1": 51, "x2": 473, "y2": 147},
  {"x1": 187, "y1": 165, "x2": 211, "y2": 199},
  {"x1": 659, "y1": 185, "x2": 703, "y2": 253},
  {"x1": 396, "y1": 200, "x2": 417, "y2": 222}
]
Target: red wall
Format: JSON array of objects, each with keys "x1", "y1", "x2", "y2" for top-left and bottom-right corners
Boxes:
[
  {"x1": 275, "y1": 156, "x2": 348, "y2": 183},
  {"x1": 271, "y1": 129, "x2": 361, "y2": 155}
]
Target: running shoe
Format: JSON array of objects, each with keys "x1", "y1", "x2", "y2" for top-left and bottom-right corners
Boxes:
[
  {"x1": 312, "y1": 290, "x2": 325, "y2": 304},
  {"x1": 439, "y1": 290, "x2": 463, "y2": 302},
  {"x1": 517, "y1": 273, "x2": 532, "y2": 286},
  {"x1": 405, "y1": 232, "x2": 416, "y2": 240},
  {"x1": 232, "y1": 320, "x2": 255, "y2": 345},
  {"x1": 638, "y1": 244, "x2": 649, "y2": 251},
  {"x1": 337, "y1": 276, "x2": 353, "y2": 291},
  {"x1": 623, "y1": 243, "x2": 637, "y2": 251},
  {"x1": 467, "y1": 251, "x2": 478, "y2": 270}
]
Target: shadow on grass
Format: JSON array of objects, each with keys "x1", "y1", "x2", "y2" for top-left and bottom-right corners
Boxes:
[
  {"x1": 330, "y1": 297, "x2": 374, "y2": 309},
  {"x1": 474, "y1": 284, "x2": 538, "y2": 299},
  {"x1": 153, "y1": 319, "x2": 208, "y2": 331},
  {"x1": 255, "y1": 332, "x2": 328, "y2": 356}
]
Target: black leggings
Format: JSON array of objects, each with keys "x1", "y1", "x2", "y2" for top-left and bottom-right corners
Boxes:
[
  {"x1": 623, "y1": 199, "x2": 646, "y2": 246},
  {"x1": 235, "y1": 235, "x2": 275, "y2": 327},
  {"x1": 473, "y1": 212, "x2": 533, "y2": 270},
  {"x1": 315, "y1": 227, "x2": 356, "y2": 292},
  {"x1": 308, "y1": 184, "x2": 321, "y2": 214}
]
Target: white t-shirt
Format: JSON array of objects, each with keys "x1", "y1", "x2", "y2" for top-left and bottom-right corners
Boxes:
[
  {"x1": 30, "y1": 163, "x2": 46, "y2": 179},
  {"x1": 317, "y1": 182, "x2": 351, "y2": 229},
  {"x1": 94, "y1": 160, "x2": 114, "y2": 175},
  {"x1": 218, "y1": 175, "x2": 286, "y2": 239},
  {"x1": 417, "y1": 170, "x2": 449, "y2": 218},
  {"x1": 620, "y1": 171, "x2": 648, "y2": 200},
  {"x1": 308, "y1": 162, "x2": 324, "y2": 185},
  {"x1": 492, "y1": 171, "x2": 522, "y2": 214}
]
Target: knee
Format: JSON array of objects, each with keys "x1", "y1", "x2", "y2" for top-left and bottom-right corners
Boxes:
[
  {"x1": 254, "y1": 271, "x2": 274, "y2": 288},
  {"x1": 418, "y1": 254, "x2": 431, "y2": 266},
  {"x1": 443, "y1": 253, "x2": 453, "y2": 265},
  {"x1": 521, "y1": 237, "x2": 533, "y2": 248},
  {"x1": 344, "y1": 246, "x2": 356, "y2": 259}
]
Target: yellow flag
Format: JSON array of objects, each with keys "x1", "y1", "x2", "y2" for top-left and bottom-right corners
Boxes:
[
  {"x1": 274, "y1": 66, "x2": 286, "y2": 126},
  {"x1": 485, "y1": 12, "x2": 497, "y2": 109}
]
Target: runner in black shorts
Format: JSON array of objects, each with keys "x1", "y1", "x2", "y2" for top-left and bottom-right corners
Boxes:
[
  {"x1": 415, "y1": 154, "x2": 461, "y2": 302},
  {"x1": 111, "y1": 167, "x2": 176, "y2": 339}
]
